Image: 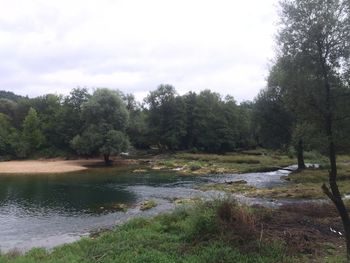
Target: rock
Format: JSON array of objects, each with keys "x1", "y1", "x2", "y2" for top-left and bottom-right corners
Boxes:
[
  {"x1": 133, "y1": 169, "x2": 147, "y2": 173},
  {"x1": 173, "y1": 197, "x2": 200, "y2": 205},
  {"x1": 226, "y1": 180, "x2": 247, "y2": 185},
  {"x1": 281, "y1": 176, "x2": 291, "y2": 181},
  {"x1": 111, "y1": 203, "x2": 129, "y2": 212}
]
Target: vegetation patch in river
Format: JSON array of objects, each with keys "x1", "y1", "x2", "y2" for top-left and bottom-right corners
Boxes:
[
  {"x1": 172, "y1": 197, "x2": 201, "y2": 205},
  {"x1": 198, "y1": 182, "x2": 257, "y2": 195},
  {"x1": 140, "y1": 200, "x2": 157, "y2": 211},
  {"x1": 149, "y1": 151, "x2": 297, "y2": 176}
]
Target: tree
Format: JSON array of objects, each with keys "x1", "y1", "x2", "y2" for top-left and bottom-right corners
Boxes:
[
  {"x1": 278, "y1": 0, "x2": 350, "y2": 259},
  {"x1": 182, "y1": 92, "x2": 197, "y2": 149},
  {"x1": 145, "y1": 85, "x2": 186, "y2": 151},
  {"x1": 265, "y1": 57, "x2": 311, "y2": 169},
  {"x1": 192, "y1": 90, "x2": 229, "y2": 152},
  {"x1": 0, "y1": 113, "x2": 18, "y2": 159},
  {"x1": 57, "y1": 88, "x2": 91, "y2": 149},
  {"x1": 22, "y1": 108, "x2": 45, "y2": 156},
  {"x1": 99, "y1": 130, "x2": 130, "y2": 163},
  {"x1": 31, "y1": 94, "x2": 63, "y2": 151},
  {"x1": 123, "y1": 93, "x2": 149, "y2": 149},
  {"x1": 253, "y1": 86, "x2": 293, "y2": 150},
  {"x1": 71, "y1": 88, "x2": 130, "y2": 164},
  {"x1": 237, "y1": 101, "x2": 255, "y2": 149}
]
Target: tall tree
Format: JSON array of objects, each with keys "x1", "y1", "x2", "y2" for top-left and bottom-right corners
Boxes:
[
  {"x1": 57, "y1": 88, "x2": 91, "y2": 149},
  {"x1": 31, "y1": 94, "x2": 63, "y2": 150},
  {"x1": 22, "y1": 108, "x2": 45, "y2": 156},
  {"x1": 253, "y1": 86, "x2": 293, "y2": 150},
  {"x1": 278, "y1": 0, "x2": 350, "y2": 259},
  {"x1": 182, "y1": 92, "x2": 197, "y2": 149},
  {"x1": 123, "y1": 93, "x2": 149, "y2": 149},
  {"x1": 193, "y1": 90, "x2": 229, "y2": 152},
  {"x1": 237, "y1": 101, "x2": 255, "y2": 149},
  {"x1": 145, "y1": 85, "x2": 186, "y2": 151},
  {"x1": 0, "y1": 113, "x2": 18, "y2": 159},
  {"x1": 71, "y1": 88, "x2": 129, "y2": 164},
  {"x1": 266, "y1": 57, "x2": 310, "y2": 168}
]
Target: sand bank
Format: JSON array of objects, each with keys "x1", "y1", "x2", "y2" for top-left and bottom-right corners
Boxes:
[{"x1": 0, "y1": 159, "x2": 101, "y2": 174}]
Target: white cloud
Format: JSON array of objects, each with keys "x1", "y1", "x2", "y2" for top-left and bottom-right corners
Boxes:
[{"x1": 0, "y1": 0, "x2": 279, "y2": 102}]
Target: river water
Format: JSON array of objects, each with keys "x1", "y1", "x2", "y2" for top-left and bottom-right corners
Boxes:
[{"x1": 0, "y1": 164, "x2": 308, "y2": 252}]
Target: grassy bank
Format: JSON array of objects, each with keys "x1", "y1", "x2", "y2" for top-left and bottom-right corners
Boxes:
[
  {"x1": 1, "y1": 200, "x2": 345, "y2": 263},
  {"x1": 148, "y1": 150, "x2": 297, "y2": 175},
  {"x1": 245, "y1": 155, "x2": 350, "y2": 200},
  {"x1": 194, "y1": 153, "x2": 350, "y2": 200}
]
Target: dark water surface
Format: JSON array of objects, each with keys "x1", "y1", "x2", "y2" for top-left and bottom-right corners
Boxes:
[
  {"x1": 0, "y1": 164, "x2": 302, "y2": 252},
  {"x1": 0, "y1": 165, "x2": 206, "y2": 252}
]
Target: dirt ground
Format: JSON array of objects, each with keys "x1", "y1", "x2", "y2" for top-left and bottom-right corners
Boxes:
[{"x1": 259, "y1": 203, "x2": 345, "y2": 259}]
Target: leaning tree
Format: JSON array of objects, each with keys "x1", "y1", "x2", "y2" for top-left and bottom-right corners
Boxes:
[{"x1": 277, "y1": 0, "x2": 350, "y2": 259}]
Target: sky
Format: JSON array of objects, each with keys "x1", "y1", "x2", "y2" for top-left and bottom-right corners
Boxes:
[{"x1": 0, "y1": 0, "x2": 279, "y2": 103}]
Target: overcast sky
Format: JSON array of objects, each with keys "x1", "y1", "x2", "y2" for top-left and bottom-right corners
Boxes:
[{"x1": 0, "y1": 0, "x2": 279, "y2": 103}]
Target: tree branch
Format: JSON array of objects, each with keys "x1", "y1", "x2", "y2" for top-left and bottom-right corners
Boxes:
[{"x1": 322, "y1": 183, "x2": 336, "y2": 203}]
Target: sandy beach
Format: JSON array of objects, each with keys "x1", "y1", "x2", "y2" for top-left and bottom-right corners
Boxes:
[{"x1": 0, "y1": 159, "x2": 100, "y2": 174}]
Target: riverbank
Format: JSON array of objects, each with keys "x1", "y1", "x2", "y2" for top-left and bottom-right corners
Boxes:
[
  {"x1": 0, "y1": 149, "x2": 310, "y2": 175},
  {"x1": 206, "y1": 155, "x2": 350, "y2": 200},
  {"x1": 148, "y1": 151, "x2": 297, "y2": 175},
  {"x1": 1, "y1": 201, "x2": 345, "y2": 262},
  {"x1": 254, "y1": 155, "x2": 350, "y2": 199},
  {"x1": 0, "y1": 151, "x2": 348, "y2": 262},
  {"x1": 0, "y1": 159, "x2": 90, "y2": 174},
  {"x1": 0, "y1": 158, "x2": 138, "y2": 174}
]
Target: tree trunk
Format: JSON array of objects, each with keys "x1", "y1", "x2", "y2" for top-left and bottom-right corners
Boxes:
[
  {"x1": 322, "y1": 141, "x2": 350, "y2": 261},
  {"x1": 320, "y1": 56, "x2": 350, "y2": 261},
  {"x1": 103, "y1": 154, "x2": 111, "y2": 165},
  {"x1": 297, "y1": 139, "x2": 306, "y2": 170}
]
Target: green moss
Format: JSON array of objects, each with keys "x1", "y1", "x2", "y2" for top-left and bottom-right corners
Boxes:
[
  {"x1": 198, "y1": 182, "x2": 256, "y2": 194},
  {"x1": 150, "y1": 151, "x2": 297, "y2": 176},
  {"x1": 140, "y1": 200, "x2": 157, "y2": 211}
]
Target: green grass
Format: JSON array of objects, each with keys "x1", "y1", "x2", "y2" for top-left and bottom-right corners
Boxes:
[
  {"x1": 151, "y1": 151, "x2": 297, "y2": 175},
  {"x1": 245, "y1": 155, "x2": 350, "y2": 200},
  {"x1": 193, "y1": 154, "x2": 350, "y2": 200},
  {"x1": 198, "y1": 182, "x2": 256, "y2": 194},
  {"x1": 0, "y1": 201, "x2": 299, "y2": 263}
]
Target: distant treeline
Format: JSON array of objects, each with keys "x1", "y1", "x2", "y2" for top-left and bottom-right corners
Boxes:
[{"x1": 0, "y1": 82, "x2": 349, "y2": 161}]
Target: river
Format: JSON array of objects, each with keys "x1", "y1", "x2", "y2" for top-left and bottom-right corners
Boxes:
[{"x1": 0, "y1": 164, "x2": 314, "y2": 252}]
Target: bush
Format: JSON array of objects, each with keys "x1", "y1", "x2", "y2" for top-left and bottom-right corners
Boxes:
[
  {"x1": 190, "y1": 164, "x2": 201, "y2": 171},
  {"x1": 183, "y1": 203, "x2": 218, "y2": 241},
  {"x1": 216, "y1": 201, "x2": 257, "y2": 247}
]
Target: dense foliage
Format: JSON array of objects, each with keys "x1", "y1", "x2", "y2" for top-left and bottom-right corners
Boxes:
[
  {"x1": 0, "y1": 82, "x2": 348, "y2": 163},
  {"x1": 0, "y1": 86, "x2": 259, "y2": 160}
]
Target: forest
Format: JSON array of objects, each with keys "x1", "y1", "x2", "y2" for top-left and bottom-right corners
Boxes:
[{"x1": 0, "y1": 76, "x2": 349, "y2": 165}]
